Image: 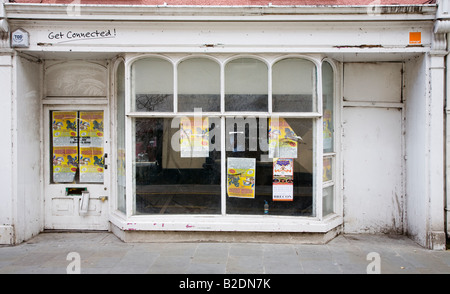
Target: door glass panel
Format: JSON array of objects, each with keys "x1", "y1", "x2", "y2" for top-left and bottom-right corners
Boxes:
[
  {"x1": 134, "y1": 117, "x2": 221, "y2": 214},
  {"x1": 51, "y1": 110, "x2": 104, "y2": 184}
]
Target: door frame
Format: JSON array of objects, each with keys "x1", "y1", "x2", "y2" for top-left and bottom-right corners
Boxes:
[{"x1": 43, "y1": 103, "x2": 111, "y2": 230}]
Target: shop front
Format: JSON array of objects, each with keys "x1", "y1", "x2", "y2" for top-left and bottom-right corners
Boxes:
[{"x1": 0, "y1": 0, "x2": 448, "y2": 249}]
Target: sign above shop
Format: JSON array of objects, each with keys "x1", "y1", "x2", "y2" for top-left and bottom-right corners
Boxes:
[
  {"x1": 11, "y1": 28, "x2": 29, "y2": 48},
  {"x1": 47, "y1": 29, "x2": 116, "y2": 43}
]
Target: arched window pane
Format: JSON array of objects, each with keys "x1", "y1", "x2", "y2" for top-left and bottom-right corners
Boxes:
[
  {"x1": 225, "y1": 58, "x2": 268, "y2": 112},
  {"x1": 131, "y1": 58, "x2": 173, "y2": 112},
  {"x1": 322, "y1": 61, "x2": 334, "y2": 153},
  {"x1": 178, "y1": 58, "x2": 220, "y2": 112},
  {"x1": 272, "y1": 58, "x2": 316, "y2": 112}
]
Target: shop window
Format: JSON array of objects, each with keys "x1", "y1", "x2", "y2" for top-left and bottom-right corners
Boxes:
[
  {"x1": 131, "y1": 57, "x2": 173, "y2": 112},
  {"x1": 134, "y1": 117, "x2": 221, "y2": 214},
  {"x1": 123, "y1": 55, "x2": 336, "y2": 219},
  {"x1": 225, "y1": 117, "x2": 314, "y2": 216},
  {"x1": 225, "y1": 58, "x2": 268, "y2": 112},
  {"x1": 51, "y1": 110, "x2": 105, "y2": 184},
  {"x1": 272, "y1": 58, "x2": 317, "y2": 112},
  {"x1": 178, "y1": 58, "x2": 220, "y2": 112}
]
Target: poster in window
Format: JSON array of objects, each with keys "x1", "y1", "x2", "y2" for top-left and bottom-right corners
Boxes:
[
  {"x1": 227, "y1": 157, "x2": 256, "y2": 198},
  {"x1": 272, "y1": 158, "x2": 294, "y2": 201},
  {"x1": 79, "y1": 111, "x2": 104, "y2": 148},
  {"x1": 52, "y1": 146, "x2": 78, "y2": 183},
  {"x1": 52, "y1": 111, "x2": 78, "y2": 147},
  {"x1": 268, "y1": 118, "x2": 299, "y2": 159},
  {"x1": 79, "y1": 147, "x2": 104, "y2": 183},
  {"x1": 180, "y1": 117, "x2": 209, "y2": 158},
  {"x1": 323, "y1": 109, "x2": 333, "y2": 150}
]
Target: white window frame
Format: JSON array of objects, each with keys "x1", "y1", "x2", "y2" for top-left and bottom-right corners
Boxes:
[{"x1": 108, "y1": 53, "x2": 343, "y2": 233}]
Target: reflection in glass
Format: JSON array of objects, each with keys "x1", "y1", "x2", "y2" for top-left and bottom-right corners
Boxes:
[
  {"x1": 273, "y1": 58, "x2": 316, "y2": 112},
  {"x1": 225, "y1": 58, "x2": 268, "y2": 112},
  {"x1": 134, "y1": 117, "x2": 221, "y2": 214},
  {"x1": 178, "y1": 58, "x2": 220, "y2": 112},
  {"x1": 132, "y1": 58, "x2": 173, "y2": 112}
]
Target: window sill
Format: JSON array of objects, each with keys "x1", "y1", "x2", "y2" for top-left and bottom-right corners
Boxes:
[{"x1": 109, "y1": 212, "x2": 343, "y2": 233}]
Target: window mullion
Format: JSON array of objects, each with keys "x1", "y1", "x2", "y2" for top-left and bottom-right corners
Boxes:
[{"x1": 316, "y1": 61, "x2": 324, "y2": 221}]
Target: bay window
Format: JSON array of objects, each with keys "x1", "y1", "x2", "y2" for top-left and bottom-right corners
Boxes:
[{"x1": 115, "y1": 54, "x2": 337, "y2": 226}]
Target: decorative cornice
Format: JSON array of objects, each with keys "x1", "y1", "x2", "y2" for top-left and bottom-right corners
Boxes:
[{"x1": 4, "y1": 3, "x2": 437, "y2": 22}]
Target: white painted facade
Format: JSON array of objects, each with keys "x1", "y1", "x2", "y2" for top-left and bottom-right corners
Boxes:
[{"x1": 0, "y1": 0, "x2": 449, "y2": 249}]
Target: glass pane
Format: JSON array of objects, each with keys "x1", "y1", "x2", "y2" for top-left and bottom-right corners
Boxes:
[
  {"x1": 322, "y1": 61, "x2": 334, "y2": 153},
  {"x1": 51, "y1": 111, "x2": 104, "y2": 184},
  {"x1": 323, "y1": 156, "x2": 333, "y2": 183},
  {"x1": 178, "y1": 58, "x2": 220, "y2": 112},
  {"x1": 116, "y1": 62, "x2": 126, "y2": 213},
  {"x1": 132, "y1": 58, "x2": 173, "y2": 112},
  {"x1": 225, "y1": 117, "x2": 314, "y2": 216},
  {"x1": 323, "y1": 185, "x2": 334, "y2": 216},
  {"x1": 51, "y1": 111, "x2": 78, "y2": 183},
  {"x1": 79, "y1": 111, "x2": 105, "y2": 183},
  {"x1": 272, "y1": 58, "x2": 316, "y2": 112},
  {"x1": 134, "y1": 117, "x2": 221, "y2": 214},
  {"x1": 225, "y1": 58, "x2": 268, "y2": 112}
]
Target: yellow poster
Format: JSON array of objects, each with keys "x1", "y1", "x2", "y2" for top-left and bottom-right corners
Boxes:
[
  {"x1": 79, "y1": 111, "x2": 104, "y2": 148},
  {"x1": 180, "y1": 117, "x2": 209, "y2": 158},
  {"x1": 323, "y1": 109, "x2": 333, "y2": 150},
  {"x1": 52, "y1": 111, "x2": 78, "y2": 147},
  {"x1": 79, "y1": 147, "x2": 104, "y2": 183},
  {"x1": 52, "y1": 146, "x2": 78, "y2": 183},
  {"x1": 268, "y1": 118, "x2": 300, "y2": 159},
  {"x1": 227, "y1": 157, "x2": 255, "y2": 198}
]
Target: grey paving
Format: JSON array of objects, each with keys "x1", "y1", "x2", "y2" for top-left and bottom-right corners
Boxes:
[{"x1": 0, "y1": 231, "x2": 449, "y2": 274}]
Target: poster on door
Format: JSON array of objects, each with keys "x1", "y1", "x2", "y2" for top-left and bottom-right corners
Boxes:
[
  {"x1": 52, "y1": 111, "x2": 78, "y2": 147},
  {"x1": 79, "y1": 147, "x2": 104, "y2": 183},
  {"x1": 227, "y1": 157, "x2": 256, "y2": 198},
  {"x1": 272, "y1": 158, "x2": 294, "y2": 201},
  {"x1": 52, "y1": 146, "x2": 78, "y2": 183},
  {"x1": 268, "y1": 118, "x2": 299, "y2": 159},
  {"x1": 79, "y1": 111, "x2": 104, "y2": 148},
  {"x1": 180, "y1": 117, "x2": 209, "y2": 158}
]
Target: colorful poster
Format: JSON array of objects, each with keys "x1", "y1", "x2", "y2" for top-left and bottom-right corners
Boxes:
[
  {"x1": 323, "y1": 157, "x2": 332, "y2": 183},
  {"x1": 52, "y1": 111, "x2": 78, "y2": 147},
  {"x1": 272, "y1": 158, "x2": 294, "y2": 201},
  {"x1": 227, "y1": 157, "x2": 256, "y2": 198},
  {"x1": 79, "y1": 147, "x2": 104, "y2": 183},
  {"x1": 180, "y1": 117, "x2": 209, "y2": 158},
  {"x1": 323, "y1": 109, "x2": 333, "y2": 150},
  {"x1": 52, "y1": 146, "x2": 78, "y2": 183},
  {"x1": 268, "y1": 118, "x2": 299, "y2": 159},
  {"x1": 79, "y1": 111, "x2": 104, "y2": 148}
]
